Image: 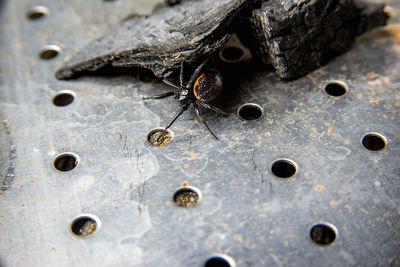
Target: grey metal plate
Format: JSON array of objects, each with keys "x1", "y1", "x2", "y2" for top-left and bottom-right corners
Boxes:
[{"x1": 0, "y1": 0, "x2": 399, "y2": 266}]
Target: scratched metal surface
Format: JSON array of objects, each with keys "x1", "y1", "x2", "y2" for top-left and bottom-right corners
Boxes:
[{"x1": 0, "y1": 0, "x2": 400, "y2": 266}]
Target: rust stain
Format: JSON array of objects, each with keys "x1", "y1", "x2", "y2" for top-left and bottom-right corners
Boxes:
[
  {"x1": 360, "y1": 208, "x2": 369, "y2": 215},
  {"x1": 315, "y1": 185, "x2": 324, "y2": 191},
  {"x1": 51, "y1": 247, "x2": 57, "y2": 251},
  {"x1": 311, "y1": 127, "x2": 327, "y2": 138},
  {"x1": 234, "y1": 234, "x2": 242, "y2": 240},
  {"x1": 380, "y1": 77, "x2": 390, "y2": 85},
  {"x1": 368, "y1": 96, "x2": 384, "y2": 104},
  {"x1": 330, "y1": 200, "x2": 338, "y2": 206},
  {"x1": 357, "y1": 93, "x2": 363, "y2": 99},
  {"x1": 184, "y1": 164, "x2": 189, "y2": 168},
  {"x1": 181, "y1": 181, "x2": 189, "y2": 187},
  {"x1": 379, "y1": 87, "x2": 387, "y2": 93},
  {"x1": 191, "y1": 152, "x2": 198, "y2": 159}
]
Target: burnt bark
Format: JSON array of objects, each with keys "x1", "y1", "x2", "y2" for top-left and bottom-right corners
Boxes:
[
  {"x1": 250, "y1": 0, "x2": 388, "y2": 79},
  {"x1": 55, "y1": 0, "x2": 388, "y2": 81},
  {"x1": 55, "y1": 0, "x2": 258, "y2": 80}
]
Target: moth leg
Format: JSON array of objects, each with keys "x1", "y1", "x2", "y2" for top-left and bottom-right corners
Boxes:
[
  {"x1": 197, "y1": 100, "x2": 229, "y2": 116},
  {"x1": 164, "y1": 108, "x2": 186, "y2": 130},
  {"x1": 162, "y1": 78, "x2": 184, "y2": 91},
  {"x1": 155, "y1": 107, "x2": 186, "y2": 143},
  {"x1": 180, "y1": 61, "x2": 185, "y2": 87},
  {"x1": 186, "y1": 58, "x2": 210, "y2": 89},
  {"x1": 193, "y1": 101, "x2": 218, "y2": 140},
  {"x1": 142, "y1": 91, "x2": 174, "y2": 100}
]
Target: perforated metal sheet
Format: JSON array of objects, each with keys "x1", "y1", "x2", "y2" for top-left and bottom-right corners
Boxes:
[{"x1": 0, "y1": 0, "x2": 399, "y2": 266}]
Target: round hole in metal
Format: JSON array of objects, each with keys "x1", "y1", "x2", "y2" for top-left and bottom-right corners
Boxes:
[
  {"x1": 26, "y1": 6, "x2": 49, "y2": 20},
  {"x1": 52, "y1": 90, "x2": 75, "y2": 107},
  {"x1": 324, "y1": 80, "x2": 348, "y2": 97},
  {"x1": 39, "y1": 45, "x2": 61, "y2": 60},
  {"x1": 271, "y1": 159, "x2": 297, "y2": 178},
  {"x1": 147, "y1": 128, "x2": 173, "y2": 146},
  {"x1": 204, "y1": 255, "x2": 236, "y2": 267},
  {"x1": 70, "y1": 215, "x2": 99, "y2": 238},
  {"x1": 237, "y1": 103, "x2": 263, "y2": 120},
  {"x1": 53, "y1": 153, "x2": 79, "y2": 172},
  {"x1": 173, "y1": 186, "x2": 201, "y2": 208},
  {"x1": 362, "y1": 133, "x2": 387, "y2": 151},
  {"x1": 220, "y1": 46, "x2": 244, "y2": 63},
  {"x1": 310, "y1": 223, "x2": 338, "y2": 246}
]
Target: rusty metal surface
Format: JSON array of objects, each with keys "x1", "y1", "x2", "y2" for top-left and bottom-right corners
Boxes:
[{"x1": 0, "y1": 0, "x2": 400, "y2": 266}]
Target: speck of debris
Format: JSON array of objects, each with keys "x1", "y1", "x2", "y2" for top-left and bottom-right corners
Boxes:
[
  {"x1": 174, "y1": 190, "x2": 199, "y2": 208},
  {"x1": 148, "y1": 130, "x2": 172, "y2": 146},
  {"x1": 77, "y1": 220, "x2": 96, "y2": 236}
]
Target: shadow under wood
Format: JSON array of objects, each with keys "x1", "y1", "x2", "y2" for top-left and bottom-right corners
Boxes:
[
  {"x1": 58, "y1": 65, "x2": 161, "y2": 84},
  {"x1": 211, "y1": 54, "x2": 275, "y2": 113}
]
